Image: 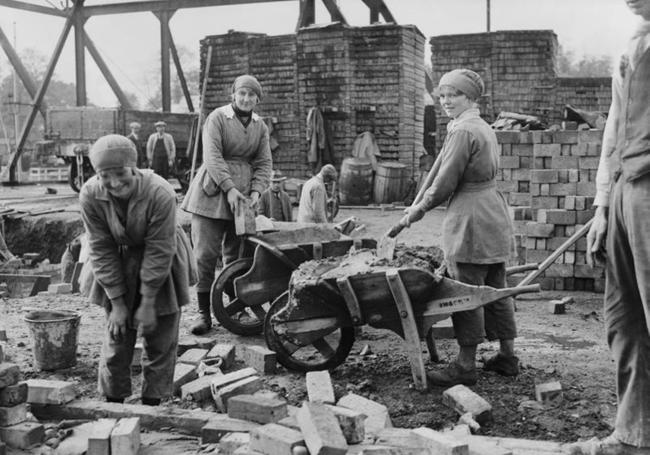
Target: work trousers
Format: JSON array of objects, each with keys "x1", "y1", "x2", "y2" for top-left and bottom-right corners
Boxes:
[
  {"x1": 191, "y1": 214, "x2": 241, "y2": 293},
  {"x1": 447, "y1": 262, "x2": 517, "y2": 346},
  {"x1": 605, "y1": 173, "x2": 650, "y2": 447},
  {"x1": 98, "y1": 310, "x2": 180, "y2": 400}
]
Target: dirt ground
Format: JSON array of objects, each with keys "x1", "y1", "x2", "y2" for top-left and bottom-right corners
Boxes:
[{"x1": 0, "y1": 197, "x2": 618, "y2": 452}]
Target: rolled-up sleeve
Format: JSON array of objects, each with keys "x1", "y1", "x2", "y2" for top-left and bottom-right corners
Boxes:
[
  {"x1": 250, "y1": 125, "x2": 272, "y2": 195},
  {"x1": 416, "y1": 129, "x2": 472, "y2": 213},
  {"x1": 594, "y1": 71, "x2": 623, "y2": 208},
  {"x1": 79, "y1": 188, "x2": 127, "y2": 300},
  {"x1": 202, "y1": 113, "x2": 236, "y2": 193},
  {"x1": 139, "y1": 186, "x2": 177, "y2": 297}
]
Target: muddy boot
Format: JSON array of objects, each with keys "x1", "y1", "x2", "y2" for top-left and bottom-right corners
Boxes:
[{"x1": 191, "y1": 292, "x2": 212, "y2": 335}]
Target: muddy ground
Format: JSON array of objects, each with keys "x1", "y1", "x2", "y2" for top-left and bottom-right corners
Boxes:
[{"x1": 0, "y1": 188, "x2": 617, "y2": 452}]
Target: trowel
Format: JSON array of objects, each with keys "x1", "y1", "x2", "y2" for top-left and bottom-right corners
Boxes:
[{"x1": 376, "y1": 153, "x2": 443, "y2": 261}]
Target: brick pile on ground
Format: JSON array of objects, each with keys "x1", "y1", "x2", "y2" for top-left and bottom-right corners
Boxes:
[
  {"x1": 495, "y1": 129, "x2": 605, "y2": 291},
  {"x1": 200, "y1": 24, "x2": 425, "y2": 178}
]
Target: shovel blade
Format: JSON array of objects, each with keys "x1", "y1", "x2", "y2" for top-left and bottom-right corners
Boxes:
[{"x1": 376, "y1": 234, "x2": 396, "y2": 260}]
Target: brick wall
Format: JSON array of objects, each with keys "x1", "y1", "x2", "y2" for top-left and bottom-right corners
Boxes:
[
  {"x1": 201, "y1": 24, "x2": 425, "y2": 178},
  {"x1": 496, "y1": 130, "x2": 605, "y2": 292}
]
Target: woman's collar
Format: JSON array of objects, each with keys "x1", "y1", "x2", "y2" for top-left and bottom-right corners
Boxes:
[{"x1": 447, "y1": 107, "x2": 481, "y2": 131}]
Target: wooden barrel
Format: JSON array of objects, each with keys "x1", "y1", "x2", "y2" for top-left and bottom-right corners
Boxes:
[
  {"x1": 373, "y1": 161, "x2": 407, "y2": 204},
  {"x1": 338, "y1": 158, "x2": 373, "y2": 205}
]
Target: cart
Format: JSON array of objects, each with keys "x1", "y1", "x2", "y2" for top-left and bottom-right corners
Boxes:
[
  {"x1": 263, "y1": 250, "x2": 541, "y2": 391},
  {"x1": 210, "y1": 225, "x2": 377, "y2": 336}
]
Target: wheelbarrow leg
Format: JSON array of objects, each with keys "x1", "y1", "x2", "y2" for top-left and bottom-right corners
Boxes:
[{"x1": 386, "y1": 270, "x2": 428, "y2": 391}]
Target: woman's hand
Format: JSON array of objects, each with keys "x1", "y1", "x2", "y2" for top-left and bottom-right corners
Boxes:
[
  {"x1": 249, "y1": 191, "x2": 260, "y2": 211},
  {"x1": 401, "y1": 206, "x2": 425, "y2": 228},
  {"x1": 586, "y1": 206, "x2": 608, "y2": 267},
  {"x1": 135, "y1": 296, "x2": 157, "y2": 335},
  {"x1": 226, "y1": 188, "x2": 247, "y2": 213},
  {"x1": 108, "y1": 298, "x2": 129, "y2": 342}
]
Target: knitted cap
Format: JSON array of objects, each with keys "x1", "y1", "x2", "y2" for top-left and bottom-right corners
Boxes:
[
  {"x1": 438, "y1": 69, "x2": 485, "y2": 100},
  {"x1": 231, "y1": 74, "x2": 263, "y2": 100},
  {"x1": 89, "y1": 134, "x2": 137, "y2": 171},
  {"x1": 321, "y1": 164, "x2": 337, "y2": 179}
]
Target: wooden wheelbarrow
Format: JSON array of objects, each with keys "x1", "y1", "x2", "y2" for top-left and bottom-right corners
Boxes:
[{"x1": 264, "y1": 220, "x2": 593, "y2": 391}]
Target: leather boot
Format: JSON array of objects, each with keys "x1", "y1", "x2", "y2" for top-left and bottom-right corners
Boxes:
[{"x1": 191, "y1": 292, "x2": 212, "y2": 335}]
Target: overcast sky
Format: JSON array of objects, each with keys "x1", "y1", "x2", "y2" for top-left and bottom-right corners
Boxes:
[{"x1": 0, "y1": 0, "x2": 641, "y2": 107}]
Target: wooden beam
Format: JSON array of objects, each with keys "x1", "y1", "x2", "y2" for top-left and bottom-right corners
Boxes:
[
  {"x1": 360, "y1": 0, "x2": 395, "y2": 23},
  {"x1": 296, "y1": 0, "x2": 315, "y2": 30},
  {"x1": 83, "y1": 31, "x2": 133, "y2": 109},
  {"x1": 7, "y1": 1, "x2": 81, "y2": 182},
  {"x1": 82, "y1": 0, "x2": 294, "y2": 17},
  {"x1": 157, "y1": 10, "x2": 173, "y2": 112},
  {"x1": 0, "y1": 25, "x2": 47, "y2": 118},
  {"x1": 0, "y1": 0, "x2": 67, "y2": 17},
  {"x1": 74, "y1": 10, "x2": 87, "y2": 106},
  {"x1": 321, "y1": 0, "x2": 347, "y2": 24},
  {"x1": 168, "y1": 30, "x2": 194, "y2": 112}
]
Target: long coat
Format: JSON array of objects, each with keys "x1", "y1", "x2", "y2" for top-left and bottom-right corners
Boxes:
[
  {"x1": 181, "y1": 104, "x2": 272, "y2": 220},
  {"x1": 146, "y1": 133, "x2": 176, "y2": 165},
  {"x1": 415, "y1": 108, "x2": 513, "y2": 264},
  {"x1": 79, "y1": 170, "x2": 196, "y2": 318}
]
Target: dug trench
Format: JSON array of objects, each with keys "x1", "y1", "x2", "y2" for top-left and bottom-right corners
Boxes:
[{"x1": 0, "y1": 206, "x2": 617, "y2": 447}]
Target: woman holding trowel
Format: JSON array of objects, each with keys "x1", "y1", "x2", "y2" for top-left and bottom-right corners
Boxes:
[{"x1": 392, "y1": 69, "x2": 517, "y2": 387}]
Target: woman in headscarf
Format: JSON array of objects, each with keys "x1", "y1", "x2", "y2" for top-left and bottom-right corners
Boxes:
[
  {"x1": 79, "y1": 134, "x2": 196, "y2": 405},
  {"x1": 181, "y1": 74, "x2": 272, "y2": 335},
  {"x1": 398, "y1": 69, "x2": 517, "y2": 387}
]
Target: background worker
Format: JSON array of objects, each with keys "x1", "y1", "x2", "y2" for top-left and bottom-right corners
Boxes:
[
  {"x1": 126, "y1": 121, "x2": 147, "y2": 168},
  {"x1": 258, "y1": 169, "x2": 292, "y2": 222},
  {"x1": 79, "y1": 134, "x2": 196, "y2": 405},
  {"x1": 297, "y1": 164, "x2": 337, "y2": 224},
  {"x1": 569, "y1": 0, "x2": 650, "y2": 453},
  {"x1": 181, "y1": 74, "x2": 272, "y2": 336},
  {"x1": 397, "y1": 69, "x2": 517, "y2": 387},
  {"x1": 146, "y1": 121, "x2": 176, "y2": 179}
]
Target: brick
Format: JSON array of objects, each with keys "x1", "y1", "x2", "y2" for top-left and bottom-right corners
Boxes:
[
  {"x1": 173, "y1": 362, "x2": 198, "y2": 395},
  {"x1": 509, "y1": 193, "x2": 530, "y2": 206},
  {"x1": 540, "y1": 183, "x2": 550, "y2": 196},
  {"x1": 207, "y1": 368, "x2": 258, "y2": 402},
  {"x1": 533, "y1": 143, "x2": 560, "y2": 157},
  {"x1": 441, "y1": 385, "x2": 492, "y2": 425},
  {"x1": 0, "y1": 421, "x2": 44, "y2": 449},
  {"x1": 220, "y1": 432, "x2": 251, "y2": 455},
  {"x1": 110, "y1": 417, "x2": 140, "y2": 455},
  {"x1": 0, "y1": 403, "x2": 28, "y2": 426},
  {"x1": 512, "y1": 144, "x2": 533, "y2": 157},
  {"x1": 214, "y1": 376, "x2": 263, "y2": 412},
  {"x1": 375, "y1": 428, "x2": 427, "y2": 449},
  {"x1": 228, "y1": 394, "x2": 288, "y2": 424},
  {"x1": 495, "y1": 131, "x2": 520, "y2": 144},
  {"x1": 547, "y1": 300, "x2": 566, "y2": 315},
  {"x1": 177, "y1": 337, "x2": 217, "y2": 355},
  {"x1": 337, "y1": 393, "x2": 392, "y2": 437},
  {"x1": 47, "y1": 283, "x2": 72, "y2": 294},
  {"x1": 545, "y1": 264, "x2": 574, "y2": 278},
  {"x1": 200, "y1": 416, "x2": 260, "y2": 444},
  {"x1": 306, "y1": 371, "x2": 336, "y2": 404},
  {"x1": 531, "y1": 197, "x2": 559, "y2": 210},
  {"x1": 0, "y1": 363, "x2": 20, "y2": 388},
  {"x1": 239, "y1": 345, "x2": 277, "y2": 374},
  {"x1": 550, "y1": 156, "x2": 578, "y2": 169},
  {"x1": 358, "y1": 446, "x2": 429, "y2": 455},
  {"x1": 182, "y1": 373, "x2": 226, "y2": 402},
  {"x1": 499, "y1": 156, "x2": 520, "y2": 169},
  {"x1": 564, "y1": 196, "x2": 576, "y2": 210},
  {"x1": 511, "y1": 168, "x2": 530, "y2": 181},
  {"x1": 324, "y1": 404, "x2": 365, "y2": 444},
  {"x1": 277, "y1": 415, "x2": 300, "y2": 431},
  {"x1": 543, "y1": 210, "x2": 576, "y2": 225},
  {"x1": 297, "y1": 402, "x2": 347, "y2": 455},
  {"x1": 526, "y1": 249, "x2": 550, "y2": 264},
  {"x1": 535, "y1": 381, "x2": 563, "y2": 404},
  {"x1": 411, "y1": 427, "x2": 469, "y2": 455},
  {"x1": 564, "y1": 251, "x2": 576, "y2": 265},
  {"x1": 178, "y1": 348, "x2": 209, "y2": 366},
  {"x1": 249, "y1": 423, "x2": 305, "y2": 455},
  {"x1": 578, "y1": 130, "x2": 603, "y2": 144},
  {"x1": 207, "y1": 343, "x2": 236, "y2": 370},
  {"x1": 25, "y1": 379, "x2": 76, "y2": 405},
  {"x1": 88, "y1": 418, "x2": 117, "y2": 455},
  {"x1": 552, "y1": 131, "x2": 579, "y2": 144},
  {"x1": 0, "y1": 382, "x2": 27, "y2": 407},
  {"x1": 497, "y1": 180, "x2": 517, "y2": 193},
  {"x1": 558, "y1": 170, "x2": 569, "y2": 183},
  {"x1": 525, "y1": 222, "x2": 554, "y2": 238},
  {"x1": 576, "y1": 182, "x2": 595, "y2": 197},
  {"x1": 530, "y1": 170, "x2": 558, "y2": 183},
  {"x1": 549, "y1": 183, "x2": 577, "y2": 197},
  {"x1": 578, "y1": 157, "x2": 600, "y2": 170}
]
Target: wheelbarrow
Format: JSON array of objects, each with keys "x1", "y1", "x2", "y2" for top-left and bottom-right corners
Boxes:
[
  {"x1": 210, "y1": 225, "x2": 376, "y2": 336},
  {"x1": 264, "y1": 220, "x2": 593, "y2": 390}
]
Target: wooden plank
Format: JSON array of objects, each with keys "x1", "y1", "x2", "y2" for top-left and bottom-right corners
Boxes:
[
  {"x1": 336, "y1": 278, "x2": 363, "y2": 325},
  {"x1": 385, "y1": 270, "x2": 427, "y2": 391}
]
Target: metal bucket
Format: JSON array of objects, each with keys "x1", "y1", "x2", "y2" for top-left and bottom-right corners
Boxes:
[{"x1": 24, "y1": 310, "x2": 80, "y2": 371}]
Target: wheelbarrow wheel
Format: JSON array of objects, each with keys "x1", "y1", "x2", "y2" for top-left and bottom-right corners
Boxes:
[
  {"x1": 211, "y1": 258, "x2": 266, "y2": 336},
  {"x1": 264, "y1": 291, "x2": 355, "y2": 372}
]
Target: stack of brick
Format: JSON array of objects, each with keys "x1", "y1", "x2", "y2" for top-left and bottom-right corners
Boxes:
[
  {"x1": 200, "y1": 24, "x2": 425, "y2": 179},
  {"x1": 0, "y1": 362, "x2": 44, "y2": 450},
  {"x1": 497, "y1": 129, "x2": 605, "y2": 291}
]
